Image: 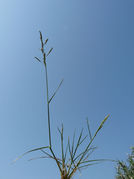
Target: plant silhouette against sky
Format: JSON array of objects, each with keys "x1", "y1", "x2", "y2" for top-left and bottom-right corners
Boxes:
[{"x1": 15, "y1": 31, "x2": 110, "y2": 179}]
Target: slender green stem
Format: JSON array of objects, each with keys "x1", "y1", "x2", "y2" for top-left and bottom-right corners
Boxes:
[
  {"x1": 40, "y1": 32, "x2": 62, "y2": 173},
  {"x1": 49, "y1": 147, "x2": 62, "y2": 173},
  {"x1": 44, "y1": 62, "x2": 52, "y2": 148},
  {"x1": 44, "y1": 63, "x2": 62, "y2": 173}
]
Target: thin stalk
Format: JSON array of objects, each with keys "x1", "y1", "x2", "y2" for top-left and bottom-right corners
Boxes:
[
  {"x1": 39, "y1": 31, "x2": 62, "y2": 173},
  {"x1": 44, "y1": 62, "x2": 52, "y2": 148},
  {"x1": 39, "y1": 30, "x2": 52, "y2": 148},
  {"x1": 43, "y1": 55, "x2": 62, "y2": 173},
  {"x1": 43, "y1": 60, "x2": 62, "y2": 173},
  {"x1": 49, "y1": 147, "x2": 62, "y2": 173}
]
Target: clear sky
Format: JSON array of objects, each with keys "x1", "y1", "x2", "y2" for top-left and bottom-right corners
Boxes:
[{"x1": 0, "y1": 0, "x2": 134, "y2": 178}]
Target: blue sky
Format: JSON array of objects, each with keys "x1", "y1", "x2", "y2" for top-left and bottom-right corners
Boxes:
[{"x1": 0, "y1": 0, "x2": 134, "y2": 178}]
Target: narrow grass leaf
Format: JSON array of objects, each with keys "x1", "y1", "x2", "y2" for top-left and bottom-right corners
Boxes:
[
  {"x1": 40, "y1": 149, "x2": 54, "y2": 159},
  {"x1": 64, "y1": 139, "x2": 69, "y2": 162},
  {"x1": 28, "y1": 156, "x2": 50, "y2": 161},
  {"x1": 28, "y1": 156, "x2": 62, "y2": 165},
  {"x1": 86, "y1": 118, "x2": 92, "y2": 140},
  {"x1": 67, "y1": 137, "x2": 74, "y2": 174},
  {"x1": 79, "y1": 135, "x2": 88, "y2": 146},
  {"x1": 74, "y1": 147, "x2": 92, "y2": 163},
  {"x1": 80, "y1": 159, "x2": 109, "y2": 165},
  {"x1": 71, "y1": 130, "x2": 76, "y2": 155},
  {"x1": 61, "y1": 124, "x2": 65, "y2": 165},
  {"x1": 35, "y1": 57, "x2": 41, "y2": 62},
  {"x1": 49, "y1": 79, "x2": 64, "y2": 103},
  {"x1": 13, "y1": 146, "x2": 49, "y2": 163},
  {"x1": 83, "y1": 147, "x2": 97, "y2": 161},
  {"x1": 47, "y1": 48, "x2": 53, "y2": 57},
  {"x1": 77, "y1": 162, "x2": 98, "y2": 170},
  {"x1": 44, "y1": 38, "x2": 48, "y2": 44},
  {"x1": 73, "y1": 129, "x2": 83, "y2": 158}
]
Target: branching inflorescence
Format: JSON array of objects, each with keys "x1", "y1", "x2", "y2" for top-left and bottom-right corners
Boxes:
[{"x1": 15, "y1": 32, "x2": 110, "y2": 179}]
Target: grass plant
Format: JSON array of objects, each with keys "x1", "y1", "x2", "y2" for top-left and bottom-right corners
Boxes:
[
  {"x1": 116, "y1": 147, "x2": 134, "y2": 179},
  {"x1": 15, "y1": 31, "x2": 110, "y2": 179}
]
